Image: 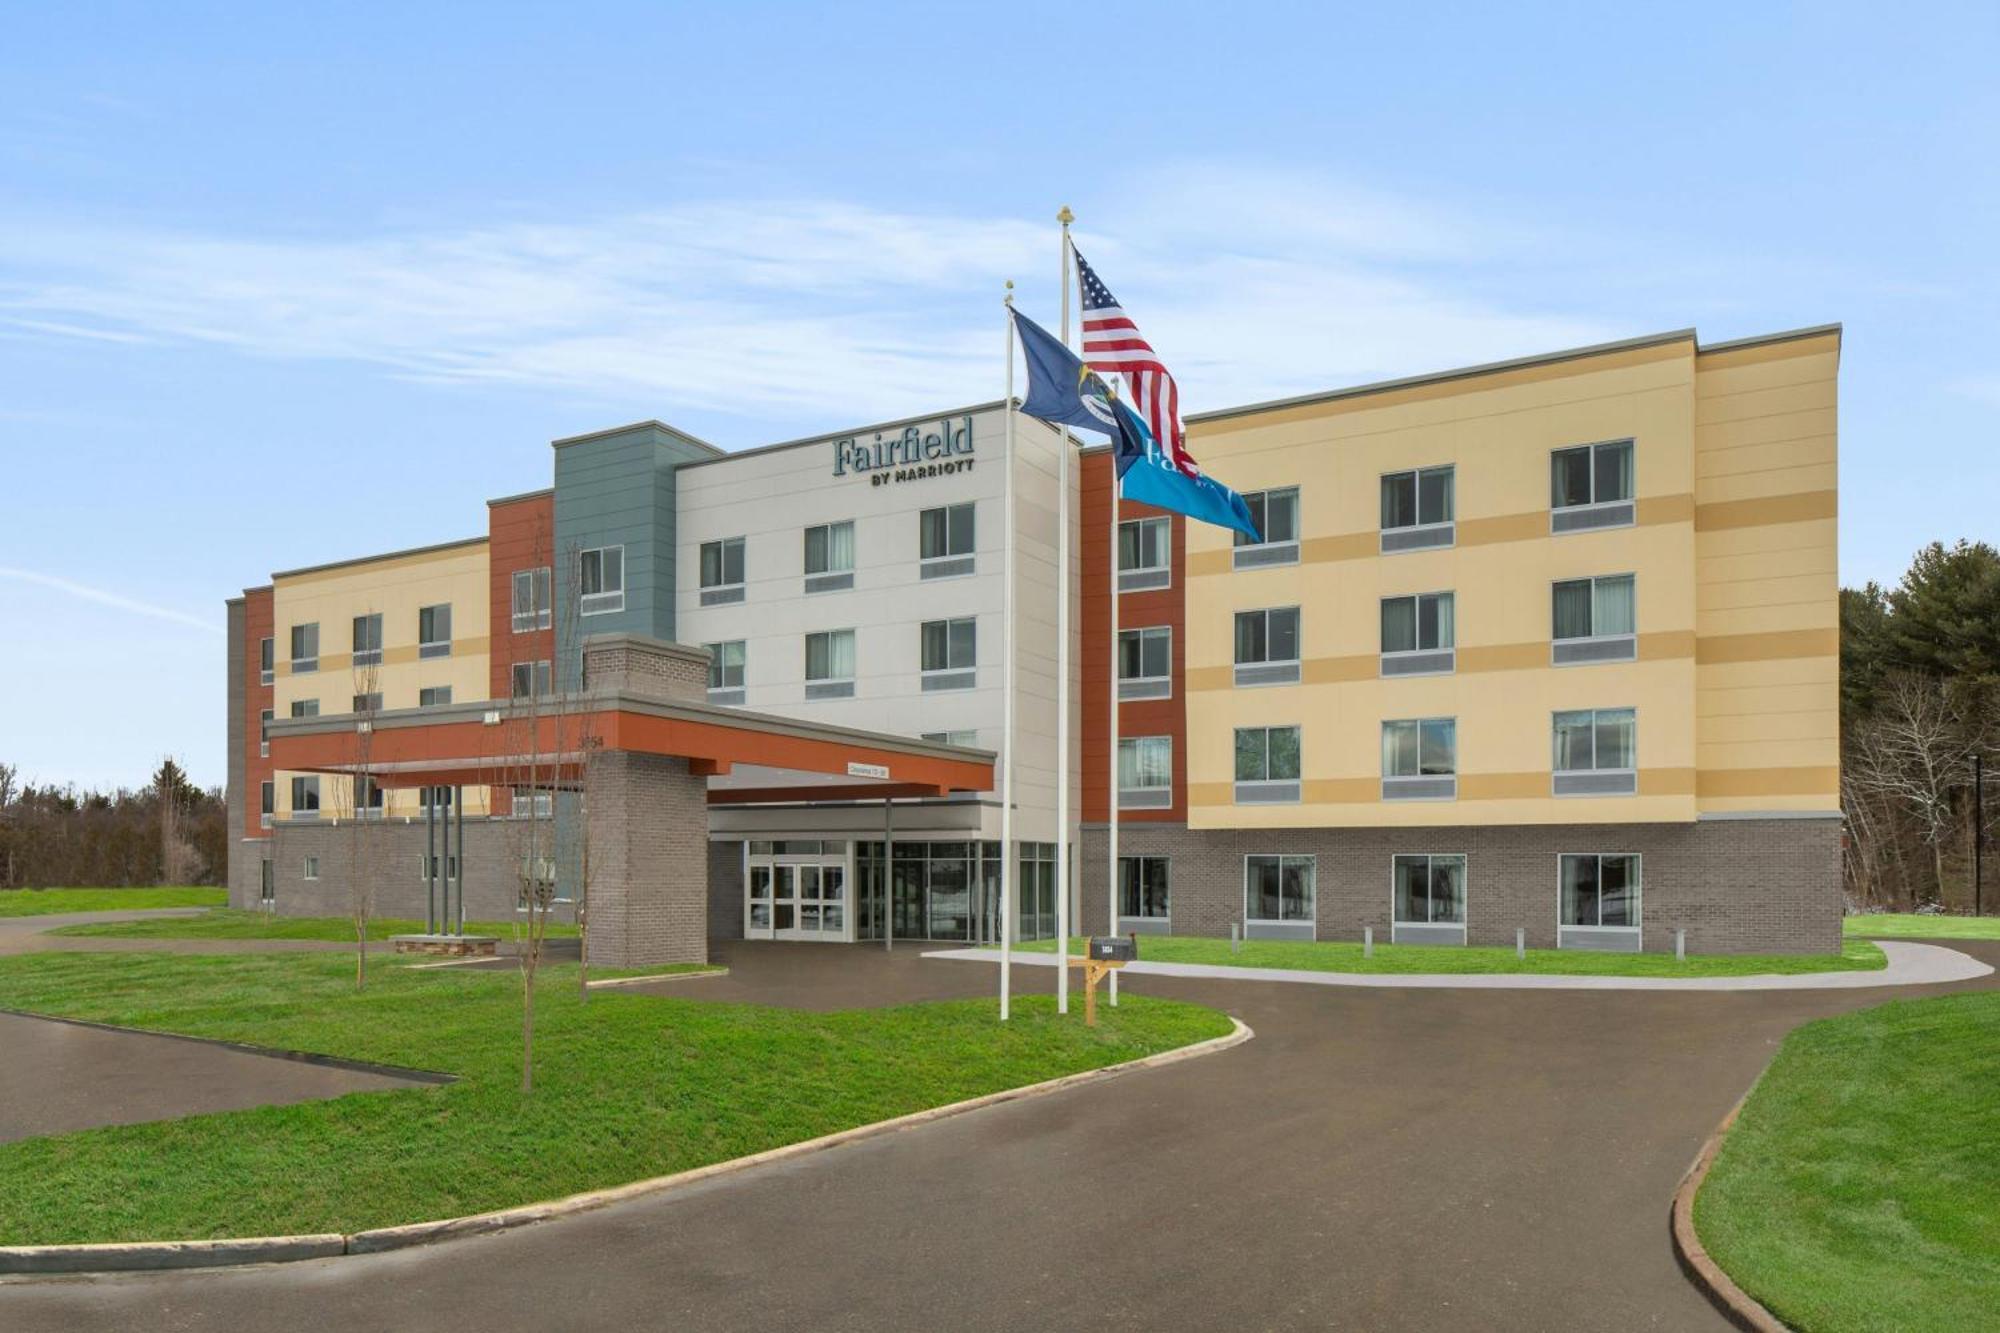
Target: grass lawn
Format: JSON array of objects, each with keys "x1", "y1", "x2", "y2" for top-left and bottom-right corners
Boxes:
[
  {"x1": 1845, "y1": 912, "x2": 2000, "y2": 941},
  {"x1": 52, "y1": 908, "x2": 579, "y2": 941},
  {"x1": 0, "y1": 886, "x2": 226, "y2": 916},
  {"x1": 1695, "y1": 992, "x2": 2000, "y2": 1333},
  {"x1": 0, "y1": 950, "x2": 1229, "y2": 1244},
  {"x1": 1018, "y1": 934, "x2": 1884, "y2": 978}
]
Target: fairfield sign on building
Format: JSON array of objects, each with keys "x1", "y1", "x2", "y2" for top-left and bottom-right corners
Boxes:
[{"x1": 832, "y1": 415, "x2": 975, "y2": 486}]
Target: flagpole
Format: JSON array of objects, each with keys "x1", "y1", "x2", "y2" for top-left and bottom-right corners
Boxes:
[
  {"x1": 1055, "y1": 206, "x2": 1074, "y2": 1014},
  {"x1": 1107, "y1": 374, "x2": 1120, "y2": 973},
  {"x1": 1000, "y1": 279, "x2": 1016, "y2": 1023}
]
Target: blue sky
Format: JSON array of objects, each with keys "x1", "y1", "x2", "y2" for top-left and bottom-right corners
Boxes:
[{"x1": 3, "y1": 1, "x2": 1996, "y2": 790}]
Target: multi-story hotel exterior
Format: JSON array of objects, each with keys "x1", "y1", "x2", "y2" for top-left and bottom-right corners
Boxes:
[{"x1": 229, "y1": 323, "x2": 1841, "y2": 960}]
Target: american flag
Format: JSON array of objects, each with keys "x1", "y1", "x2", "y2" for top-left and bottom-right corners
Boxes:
[{"x1": 1075, "y1": 247, "x2": 1199, "y2": 477}]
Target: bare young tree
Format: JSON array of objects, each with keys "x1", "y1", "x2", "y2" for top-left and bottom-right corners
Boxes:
[
  {"x1": 153, "y1": 757, "x2": 200, "y2": 886},
  {"x1": 348, "y1": 641, "x2": 383, "y2": 990},
  {"x1": 575, "y1": 726, "x2": 601, "y2": 1003}
]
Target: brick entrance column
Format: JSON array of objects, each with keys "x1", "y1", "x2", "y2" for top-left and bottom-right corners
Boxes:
[{"x1": 581, "y1": 635, "x2": 713, "y2": 967}]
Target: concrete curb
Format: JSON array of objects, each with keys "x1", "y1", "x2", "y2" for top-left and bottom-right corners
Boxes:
[
  {"x1": 0, "y1": 1016, "x2": 1252, "y2": 1275},
  {"x1": 1669, "y1": 1093, "x2": 1791, "y2": 1332}
]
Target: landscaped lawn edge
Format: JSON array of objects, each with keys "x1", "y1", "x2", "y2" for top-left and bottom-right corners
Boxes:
[
  {"x1": 1670, "y1": 1090, "x2": 1789, "y2": 1333},
  {"x1": 0, "y1": 1016, "x2": 1252, "y2": 1275},
  {"x1": 0, "y1": 1008, "x2": 456, "y2": 1086}
]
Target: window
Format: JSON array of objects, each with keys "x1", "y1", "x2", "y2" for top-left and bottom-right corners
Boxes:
[
  {"x1": 259, "y1": 858, "x2": 274, "y2": 905},
  {"x1": 355, "y1": 775, "x2": 384, "y2": 817},
  {"x1": 1382, "y1": 718, "x2": 1457, "y2": 800},
  {"x1": 259, "y1": 637, "x2": 274, "y2": 686},
  {"x1": 920, "y1": 618, "x2": 976, "y2": 690},
  {"x1": 699, "y1": 537, "x2": 746, "y2": 605},
  {"x1": 1245, "y1": 854, "x2": 1315, "y2": 932},
  {"x1": 1560, "y1": 853, "x2": 1642, "y2": 936},
  {"x1": 1234, "y1": 725, "x2": 1302, "y2": 803},
  {"x1": 1551, "y1": 440, "x2": 1635, "y2": 532},
  {"x1": 1380, "y1": 466, "x2": 1455, "y2": 551},
  {"x1": 259, "y1": 708, "x2": 272, "y2": 758},
  {"x1": 303, "y1": 856, "x2": 319, "y2": 881},
  {"x1": 1117, "y1": 735, "x2": 1173, "y2": 809},
  {"x1": 290, "y1": 775, "x2": 320, "y2": 817},
  {"x1": 351, "y1": 612, "x2": 383, "y2": 666},
  {"x1": 706, "y1": 640, "x2": 746, "y2": 699},
  {"x1": 289, "y1": 623, "x2": 319, "y2": 673},
  {"x1": 420, "y1": 785, "x2": 455, "y2": 812},
  {"x1": 1393, "y1": 854, "x2": 1468, "y2": 937},
  {"x1": 1119, "y1": 856, "x2": 1170, "y2": 924},
  {"x1": 1380, "y1": 592, "x2": 1456, "y2": 675},
  {"x1": 512, "y1": 567, "x2": 552, "y2": 632},
  {"x1": 1552, "y1": 708, "x2": 1637, "y2": 795},
  {"x1": 804, "y1": 520, "x2": 855, "y2": 592},
  {"x1": 290, "y1": 699, "x2": 319, "y2": 719},
  {"x1": 804, "y1": 629, "x2": 856, "y2": 698},
  {"x1": 259, "y1": 780, "x2": 274, "y2": 829},
  {"x1": 511, "y1": 660, "x2": 552, "y2": 699},
  {"x1": 1234, "y1": 487, "x2": 1299, "y2": 566},
  {"x1": 918, "y1": 502, "x2": 976, "y2": 580},
  {"x1": 1118, "y1": 626, "x2": 1172, "y2": 699},
  {"x1": 351, "y1": 692, "x2": 383, "y2": 714},
  {"x1": 1118, "y1": 517, "x2": 1170, "y2": 591},
  {"x1": 420, "y1": 855, "x2": 460, "y2": 881},
  {"x1": 579, "y1": 544, "x2": 625, "y2": 615},
  {"x1": 1234, "y1": 606, "x2": 1301, "y2": 686},
  {"x1": 510, "y1": 787, "x2": 553, "y2": 818},
  {"x1": 922, "y1": 730, "x2": 979, "y2": 747},
  {"x1": 1552, "y1": 575, "x2": 1637, "y2": 663},
  {"x1": 418, "y1": 604, "x2": 452, "y2": 659},
  {"x1": 419, "y1": 685, "x2": 452, "y2": 708}
]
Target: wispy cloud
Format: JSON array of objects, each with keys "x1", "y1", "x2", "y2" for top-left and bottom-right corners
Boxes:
[
  {"x1": 0, "y1": 568, "x2": 220, "y2": 634},
  {"x1": 0, "y1": 172, "x2": 1621, "y2": 430}
]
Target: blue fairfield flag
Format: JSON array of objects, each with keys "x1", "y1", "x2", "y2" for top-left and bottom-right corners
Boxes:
[{"x1": 1012, "y1": 305, "x2": 1260, "y2": 541}]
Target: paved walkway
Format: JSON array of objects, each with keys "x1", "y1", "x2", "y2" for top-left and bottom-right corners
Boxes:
[
  {"x1": 3, "y1": 936, "x2": 1994, "y2": 1331},
  {"x1": 926, "y1": 937, "x2": 1993, "y2": 989}
]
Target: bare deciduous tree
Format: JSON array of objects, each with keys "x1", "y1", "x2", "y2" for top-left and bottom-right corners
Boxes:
[
  {"x1": 1846, "y1": 671, "x2": 1991, "y2": 906},
  {"x1": 347, "y1": 643, "x2": 383, "y2": 990}
]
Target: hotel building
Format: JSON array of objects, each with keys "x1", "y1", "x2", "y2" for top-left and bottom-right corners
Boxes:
[{"x1": 229, "y1": 324, "x2": 1843, "y2": 961}]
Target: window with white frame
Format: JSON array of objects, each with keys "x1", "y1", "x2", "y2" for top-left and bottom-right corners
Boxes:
[
  {"x1": 1393, "y1": 853, "x2": 1467, "y2": 928},
  {"x1": 1382, "y1": 717, "x2": 1457, "y2": 800},
  {"x1": 511, "y1": 786, "x2": 553, "y2": 818},
  {"x1": 1559, "y1": 853, "x2": 1641, "y2": 931},
  {"x1": 1552, "y1": 575, "x2": 1637, "y2": 663},
  {"x1": 352, "y1": 612, "x2": 383, "y2": 666},
  {"x1": 355, "y1": 774, "x2": 385, "y2": 817},
  {"x1": 1245, "y1": 854, "x2": 1315, "y2": 926},
  {"x1": 419, "y1": 685, "x2": 452, "y2": 707},
  {"x1": 510, "y1": 660, "x2": 552, "y2": 700},
  {"x1": 1380, "y1": 465, "x2": 1455, "y2": 551},
  {"x1": 1118, "y1": 516, "x2": 1170, "y2": 591},
  {"x1": 804, "y1": 629, "x2": 856, "y2": 698},
  {"x1": 706, "y1": 640, "x2": 746, "y2": 697},
  {"x1": 919, "y1": 503, "x2": 976, "y2": 578},
  {"x1": 920, "y1": 618, "x2": 976, "y2": 690},
  {"x1": 290, "y1": 623, "x2": 319, "y2": 673},
  {"x1": 1380, "y1": 592, "x2": 1455, "y2": 675},
  {"x1": 1551, "y1": 440, "x2": 1635, "y2": 532},
  {"x1": 303, "y1": 855, "x2": 319, "y2": 881},
  {"x1": 1234, "y1": 487, "x2": 1299, "y2": 567},
  {"x1": 1119, "y1": 856, "x2": 1170, "y2": 922},
  {"x1": 351, "y1": 691, "x2": 382, "y2": 714},
  {"x1": 260, "y1": 780, "x2": 274, "y2": 828},
  {"x1": 804, "y1": 520, "x2": 855, "y2": 592},
  {"x1": 259, "y1": 636, "x2": 274, "y2": 685},
  {"x1": 1234, "y1": 606, "x2": 1301, "y2": 686},
  {"x1": 921, "y1": 730, "x2": 979, "y2": 747},
  {"x1": 1235, "y1": 725, "x2": 1301, "y2": 803},
  {"x1": 418, "y1": 604, "x2": 452, "y2": 659},
  {"x1": 290, "y1": 775, "x2": 320, "y2": 817},
  {"x1": 512, "y1": 567, "x2": 552, "y2": 632},
  {"x1": 579, "y1": 544, "x2": 625, "y2": 615},
  {"x1": 1552, "y1": 708, "x2": 1637, "y2": 795},
  {"x1": 1117, "y1": 735, "x2": 1172, "y2": 808},
  {"x1": 1117, "y1": 625, "x2": 1171, "y2": 699},
  {"x1": 259, "y1": 858, "x2": 274, "y2": 904},
  {"x1": 700, "y1": 537, "x2": 746, "y2": 605},
  {"x1": 290, "y1": 699, "x2": 319, "y2": 719},
  {"x1": 260, "y1": 708, "x2": 272, "y2": 757},
  {"x1": 420, "y1": 785, "x2": 454, "y2": 812}
]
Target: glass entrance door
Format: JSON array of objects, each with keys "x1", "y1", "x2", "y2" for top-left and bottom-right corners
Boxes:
[{"x1": 744, "y1": 849, "x2": 851, "y2": 942}]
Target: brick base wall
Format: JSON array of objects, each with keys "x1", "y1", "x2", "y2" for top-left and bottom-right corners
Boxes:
[
  {"x1": 259, "y1": 817, "x2": 544, "y2": 925},
  {"x1": 587, "y1": 751, "x2": 710, "y2": 967},
  {"x1": 708, "y1": 840, "x2": 744, "y2": 940},
  {"x1": 1078, "y1": 817, "x2": 1842, "y2": 955}
]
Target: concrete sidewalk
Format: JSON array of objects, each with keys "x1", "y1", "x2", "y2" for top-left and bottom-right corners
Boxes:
[{"x1": 925, "y1": 937, "x2": 1991, "y2": 990}]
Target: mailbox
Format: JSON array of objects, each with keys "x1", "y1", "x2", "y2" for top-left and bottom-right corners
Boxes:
[{"x1": 1088, "y1": 935, "x2": 1137, "y2": 963}]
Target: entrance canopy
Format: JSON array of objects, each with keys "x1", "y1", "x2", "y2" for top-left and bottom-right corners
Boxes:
[{"x1": 268, "y1": 694, "x2": 995, "y2": 806}]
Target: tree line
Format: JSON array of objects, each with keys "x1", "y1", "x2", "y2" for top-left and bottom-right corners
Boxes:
[
  {"x1": 1842, "y1": 540, "x2": 1999, "y2": 911},
  {"x1": 0, "y1": 758, "x2": 227, "y2": 890}
]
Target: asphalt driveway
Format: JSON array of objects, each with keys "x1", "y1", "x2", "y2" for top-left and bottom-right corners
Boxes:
[{"x1": 3, "y1": 936, "x2": 1993, "y2": 1331}]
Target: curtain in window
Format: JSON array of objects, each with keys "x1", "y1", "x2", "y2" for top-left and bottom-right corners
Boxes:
[
  {"x1": 1552, "y1": 448, "x2": 1593, "y2": 507},
  {"x1": 1235, "y1": 611, "x2": 1266, "y2": 664},
  {"x1": 1430, "y1": 593, "x2": 1454, "y2": 649},
  {"x1": 1431, "y1": 856, "x2": 1466, "y2": 923},
  {"x1": 1269, "y1": 608, "x2": 1299, "y2": 661},
  {"x1": 1381, "y1": 474, "x2": 1416, "y2": 528},
  {"x1": 920, "y1": 509, "x2": 947, "y2": 560},
  {"x1": 948, "y1": 618, "x2": 974, "y2": 669},
  {"x1": 1559, "y1": 854, "x2": 1598, "y2": 925},
  {"x1": 1393, "y1": 856, "x2": 1429, "y2": 923},
  {"x1": 1248, "y1": 857, "x2": 1282, "y2": 919},
  {"x1": 1420, "y1": 719, "x2": 1456, "y2": 775},
  {"x1": 1600, "y1": 855, "x2": 1638, "y2": 926},
  {"x1": 1553, "y1": 711, "x2": 1595, "y2": 770},
  {"x1": 1594, "y1": 442, "x2": 1633, "y2": 503},
  {"x1": 827, "y1": 521, "x2": 854, "y2": 572},
  {"x1": 921, "y1": 621, "x2": 948, "y2": 671},
  {"x1": 1382, "y1": 720, "x2": 1419, "y2": 777},
  {"x1": 1594, "y1": 708, "x2": 1636, "y2": 769},
  {"x1": 1381, "y1": 598, "x2": 1417, "y2": 654},
  {"x1": 1268, "y1": 489, "x2": 1298, "y2": 542},
  {"x1": 1593, "y1": 575, "x2": 1636, "y2": 636},
  {"x1": 1279, "y1": 858, "x2": 1314, "y2": 920},
  {"x1": 1119, "y1": 737, "x2": 1170, "y2": 789},
  {"x1": 1553, "y1": 581, "x2": 1594, "y2": 639},
  {"x1": 1418, "y1": 467, "x2": 1454, "y2": 524}
]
